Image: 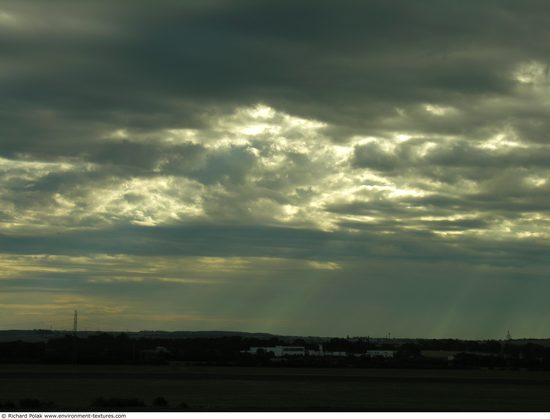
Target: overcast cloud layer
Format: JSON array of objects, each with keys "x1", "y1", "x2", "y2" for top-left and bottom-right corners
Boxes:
[{"x1": 1, "y1": 0, "x2": 550, "y2": 338}]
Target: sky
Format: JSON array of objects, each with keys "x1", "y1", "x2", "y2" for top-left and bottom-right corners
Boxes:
[{"x1": 1, "y1": 0, "x2": 550, "y2": 338}]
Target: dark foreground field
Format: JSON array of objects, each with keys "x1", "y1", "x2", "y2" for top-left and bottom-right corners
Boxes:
[{"x1": 2, "y1": 364, "x2": 550, "y2": 411}]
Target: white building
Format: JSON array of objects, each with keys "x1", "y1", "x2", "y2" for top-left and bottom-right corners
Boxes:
[
  {"x1": 365, "y1": 350, "x2": 395, "y2": 358},
  {"x1": 312, "y1": 345, "x2": 346, "y2": 357},
  {"x1": 322, "y1": 351, "x2": 347, "y2": 357},
  {"x1": 245, "y1": 344, "x2": 349, "y2": 357},
  {"x1": 245, "y1": 346, "x2": 305, "y2": 357}
]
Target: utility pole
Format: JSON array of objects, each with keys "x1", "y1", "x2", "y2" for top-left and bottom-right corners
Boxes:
[
  {"x1": 72, "y1": 310, "x2": 78, "y2": 364},
  {"x1": 73, "y1": 310, "x2": 78, "y2": 336}
]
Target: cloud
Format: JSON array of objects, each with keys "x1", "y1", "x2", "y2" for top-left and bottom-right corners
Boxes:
[
  {"x1": 1, "y1": 1, "x2": 550, "y2": 337},
  {"x1": 0, "y1": 1, "x2": 549, "y2": 154}
]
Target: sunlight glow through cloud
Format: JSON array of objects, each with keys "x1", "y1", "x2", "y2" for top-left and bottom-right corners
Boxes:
[{"x1": 2, "y1": 2, "x2": 550, "y2": 338}]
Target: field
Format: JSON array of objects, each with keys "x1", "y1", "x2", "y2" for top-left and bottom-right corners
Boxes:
[{"x1": 2, "y1": 364, "x2": 550, "y2": 411}]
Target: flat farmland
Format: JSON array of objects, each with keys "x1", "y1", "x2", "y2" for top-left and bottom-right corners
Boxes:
[{"x1": 2, "y1": 364, "x2": 550, "y2": 411}]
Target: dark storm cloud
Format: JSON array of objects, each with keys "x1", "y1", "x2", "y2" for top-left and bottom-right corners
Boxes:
[
  {"x1": 1, "y1": 223, "x2": 549, "y2": 270},
  {"x1": 2, "y1": 0, "x2": 550, "y2": 160},
  {"x1": 2, "y1": 0, "x2": 549, "y2": 236},
  {"x1": 353, "y1": 139, "x2": 550, "y2": 173}
]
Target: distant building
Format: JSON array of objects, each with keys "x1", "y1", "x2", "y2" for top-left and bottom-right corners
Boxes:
[
  {"x1": 322, "y1": 351, "x2": 347, "y2": 357},
  {"x1": 244, "y1": 344, "x2": 350, "y2": 358},
  {"x1": 244, "y1": 346, "x2": 306, "y2": 357},
  {"x1": 307, "y1": 344, "x2": 325, "y2": 357},
  {"x1": 365, "y1": 350, "x2": 395, "y2": 358},
  {"x1": 309, "y1": 343, "x2": 347, "y2": 357}
]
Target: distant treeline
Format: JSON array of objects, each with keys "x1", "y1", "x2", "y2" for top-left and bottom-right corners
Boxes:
[{"x1": 2, "y1": 333, "x2": 550, "y2": 369}]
